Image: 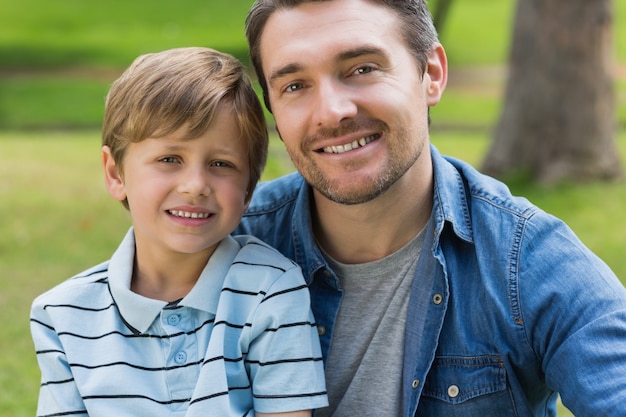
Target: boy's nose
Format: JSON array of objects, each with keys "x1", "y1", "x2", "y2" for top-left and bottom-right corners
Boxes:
[{"x1": 178, "y1": 166, "x2": 211, "y2": 197}]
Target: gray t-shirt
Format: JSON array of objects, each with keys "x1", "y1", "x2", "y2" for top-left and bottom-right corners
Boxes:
[{"x1": 316, "y1": 229, "x2": 425, "y2": 417}]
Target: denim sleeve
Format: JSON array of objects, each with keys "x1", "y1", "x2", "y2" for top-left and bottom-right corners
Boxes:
[{"x1": 517, "y1": 212, "x2": 626, "y2": 415}]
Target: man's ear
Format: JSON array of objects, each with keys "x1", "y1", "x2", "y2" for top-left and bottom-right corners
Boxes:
[
  {"x1": 424, "y1": 43, "x2": 448, "y2": 107},
  {"x1": 102, "y1": 145, "x2": 127, "y2": 202},
  {"x1": 275, "y1": 126, "x2": 284, "y2": 143}
]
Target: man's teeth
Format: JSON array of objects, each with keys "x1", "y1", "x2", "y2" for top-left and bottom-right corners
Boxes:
[
  {"x1": 168, "y1": 210, "x2": 211, "y2": 219},
  {"x1": 322, "y1": 135, "x2": 376, "y2": 154}
]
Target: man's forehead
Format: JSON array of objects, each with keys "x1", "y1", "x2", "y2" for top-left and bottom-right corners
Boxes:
[{"x1": 259, "y1": 2, "x2": 402, "y2": 66}]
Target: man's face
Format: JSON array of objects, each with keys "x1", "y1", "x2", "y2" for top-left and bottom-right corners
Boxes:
[{"x1": 259, "y1": 0, "x2": 446, "y2": 205}]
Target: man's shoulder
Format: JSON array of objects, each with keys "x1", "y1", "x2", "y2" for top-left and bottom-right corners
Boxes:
[
  {"x1": 435, "y1": 150, "x2": 537, "y2": 217},
  {"x1": 246, "y1": 171, "x2": 305, "y2": 215}
]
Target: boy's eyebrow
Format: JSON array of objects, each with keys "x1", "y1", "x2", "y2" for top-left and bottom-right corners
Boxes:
[{"x1": 267, "y1": 45, "x2": 387, "y2": 86}]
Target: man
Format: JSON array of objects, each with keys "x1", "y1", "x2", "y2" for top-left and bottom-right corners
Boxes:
[{"x1": 235, "y1": 0, "x2": 626, "y2": 415}]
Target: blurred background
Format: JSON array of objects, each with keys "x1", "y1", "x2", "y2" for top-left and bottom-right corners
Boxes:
[{"x1": 1, "y1": 0, "x2": 624, "y2": 415}]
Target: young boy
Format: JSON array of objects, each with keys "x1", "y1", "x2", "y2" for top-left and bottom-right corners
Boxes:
[{"x1": 30, "y1": 47, "x2": 327, "y2": 417}]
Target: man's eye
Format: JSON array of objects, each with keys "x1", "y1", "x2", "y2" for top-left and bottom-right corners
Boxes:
[
  {"x1": 284, "y1": 82, "x2": 304, "y2": 93},
  {"x1": 354, "y1": 66, "x2": 374, "y2": 75}
]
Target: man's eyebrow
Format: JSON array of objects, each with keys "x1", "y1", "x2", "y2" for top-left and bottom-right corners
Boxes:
[
  {"x1": 336, "y1": 46, "x2": 386, "y2": 62},
  {"x1": 267, "y1": 45, "x2": 387, "y2": 86},
  {"x1": 269, "y1": 63, "x2": 303, "y2": 85}
]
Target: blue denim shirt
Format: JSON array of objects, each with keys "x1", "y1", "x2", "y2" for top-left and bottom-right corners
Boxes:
[{"x1": 235, "y1": 145, "x2": 626, "y2": 416}]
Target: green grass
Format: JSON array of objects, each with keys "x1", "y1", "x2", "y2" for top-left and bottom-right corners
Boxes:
[
  {"x1": 0, "y1": 0, "x2": 252, "y2": 68},
  {"x1": 0, "y1": 76, "x2": 111, "y2": 129},
  {"x1": 0, "y1": 0, "x2": 255, "y2": 130}
]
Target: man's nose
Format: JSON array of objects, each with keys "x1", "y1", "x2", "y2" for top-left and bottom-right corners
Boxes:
[{"x1": 311, "y1": 78, "x2": 358, "y2": 128}]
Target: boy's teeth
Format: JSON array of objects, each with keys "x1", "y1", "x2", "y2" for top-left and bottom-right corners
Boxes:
[
  {"x1": 169, "y1": 210, "x2": 210, "y2": 219},
  {"x1": 322, "y1": 134, "x2": 376, "y2": 154}
]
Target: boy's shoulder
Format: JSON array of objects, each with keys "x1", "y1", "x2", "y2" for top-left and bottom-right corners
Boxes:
[
  {"x1": 32, "y1": 260, "x2": 111, "y2": 306},
  {"x1": 230, "y1": 235, "x2": 299, "y2": 272}
]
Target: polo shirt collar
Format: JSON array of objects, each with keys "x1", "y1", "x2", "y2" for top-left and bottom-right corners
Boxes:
[
  {"x1": 182, "y1": 234, "x2": 240, "y2": 312},
  {"x1": 108, "y1": 228, "x2": 240, "y2": 334}
]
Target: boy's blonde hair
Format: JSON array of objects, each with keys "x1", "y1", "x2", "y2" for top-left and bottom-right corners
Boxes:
[{"x1": 102, "y1": 47, "x2": 268, "y2": 208}]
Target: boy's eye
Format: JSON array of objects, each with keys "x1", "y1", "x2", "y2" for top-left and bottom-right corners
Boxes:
[
  {"x1": 159, "y1": 156, "x2": 179, "y2": 163},
  {"x1": 211, "y1": 160, "x2": 232, "y2": 168}
]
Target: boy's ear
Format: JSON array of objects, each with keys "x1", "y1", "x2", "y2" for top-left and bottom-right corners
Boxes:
[{"x1": 102, "y1": 145, "x2": 127, "y2": 202}]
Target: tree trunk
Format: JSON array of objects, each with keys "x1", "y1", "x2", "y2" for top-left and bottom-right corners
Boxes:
[{"x1": 481, "y1": 0, "x2": 623, "y2": 184}]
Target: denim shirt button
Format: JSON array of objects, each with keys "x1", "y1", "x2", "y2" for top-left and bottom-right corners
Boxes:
[
  {"x1": 447, "y1": 384, "x2": 460, "y2": 398},
  {"x1": 411, "y1": 379, "x2": 420, "y2": 389},
  {"x1": 433, "y1": 293, "x2": 443, "y2": 305},
  {"x1": 317, "y1": 325, "x2": 326, "y2": 336}
]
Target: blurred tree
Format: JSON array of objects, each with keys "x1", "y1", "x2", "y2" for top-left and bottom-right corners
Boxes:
[{"x1": 482, "y1": 0, "x2": 623, "y2": 183}]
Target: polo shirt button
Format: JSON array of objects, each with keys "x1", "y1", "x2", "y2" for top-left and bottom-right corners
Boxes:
[
  {"x1": 167, "y1": 314, "x2": 181, "y2": 326},
  {"x1": 432, "y1": 293, "x2": 443, "y2": 305},
  {"x1": 448, "y1": 384, "x2": 460, "y2": 398},
  {"x1": 411, "y1": 379, "x2": 420, "y2": 389},
  {"x1": 317, "y1": 325, "x2": 326, "y2": 336},
  {"x1": 174, "y1": 351, "x2": 187, "y2": 364}
]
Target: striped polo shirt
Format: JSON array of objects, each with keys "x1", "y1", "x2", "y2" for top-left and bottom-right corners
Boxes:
[{"x1": 31, "y1": 229, "x2": 328, "y2": 417}]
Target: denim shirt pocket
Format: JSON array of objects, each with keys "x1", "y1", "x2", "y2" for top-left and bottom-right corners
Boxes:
[{"x1": 417, "y1": 355, "x2": 517, "y2": 416}]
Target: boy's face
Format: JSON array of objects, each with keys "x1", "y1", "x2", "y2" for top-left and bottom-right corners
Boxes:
[{"x1": 103, "y1": 106, "x2": 250, "y2": 262}]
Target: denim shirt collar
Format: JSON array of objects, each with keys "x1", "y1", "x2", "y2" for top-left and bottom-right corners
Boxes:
[
  {"x1": 288, "y1": 181, "x2": 337, "y2": 287},
  {"x1": 430, "y1": 144, "x2": 474, "y2": 246},
  {"x1": 289, "y1": 144, "x2": 474, "y2": 286}
]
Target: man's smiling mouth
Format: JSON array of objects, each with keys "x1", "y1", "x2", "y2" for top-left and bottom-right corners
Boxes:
[
  {"x1": 168, "y1": 210, "x2": 212, "y2": 219},
  {"x1": 320, "y1": 134, "x2": 379, "y2": 154}
]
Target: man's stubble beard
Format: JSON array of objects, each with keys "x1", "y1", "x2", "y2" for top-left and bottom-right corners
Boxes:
[{"x1": 284, "y1": 121, "x2": 422, "y2": 206}]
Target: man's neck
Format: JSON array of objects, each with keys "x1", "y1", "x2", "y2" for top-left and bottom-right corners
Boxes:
[{"x1": 312, "y1": 162, "x2": 433, "y2": 264}]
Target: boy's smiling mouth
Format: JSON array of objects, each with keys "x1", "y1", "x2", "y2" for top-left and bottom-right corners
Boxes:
[{"x1": 167, "y1": 210, "x2": 212, "y2": 219}]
